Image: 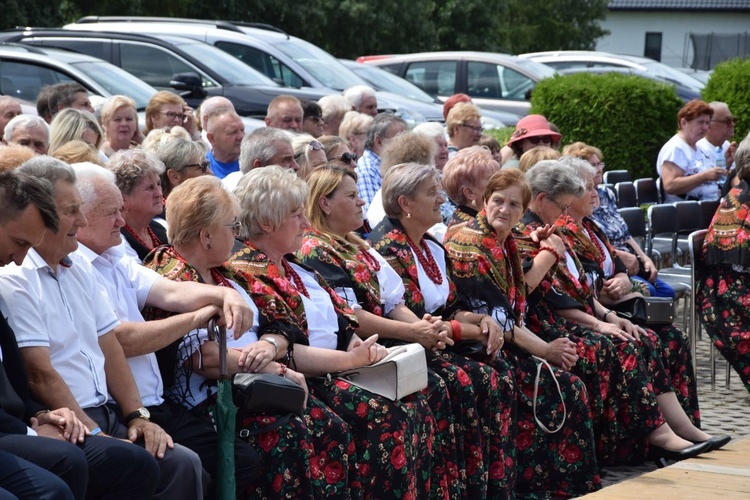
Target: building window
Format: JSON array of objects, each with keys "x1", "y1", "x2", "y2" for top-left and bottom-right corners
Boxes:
[{"x1": 645, "y1": 32, "x2": 663, "y2": 61}]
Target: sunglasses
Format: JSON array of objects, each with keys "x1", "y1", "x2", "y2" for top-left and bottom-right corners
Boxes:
[
  {"x1": 183, "y1": 161, "x2": 210, "y2": 173},
  {"x1": 526, "y1": 135, "x2": 553, "y2": 146},
  {"x1": 295, "y1": 141, "x2": 323, "y2": 159},
  {"x1": 338, "y1": 152, "x2": 358, "y2": 163}
]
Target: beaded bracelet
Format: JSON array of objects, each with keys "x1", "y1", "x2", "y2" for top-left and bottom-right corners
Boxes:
[
  {"x1": 540, "y1": 247, "x2": 563, "y2": 263},
  {"x1": 279, "y1": 363, "x2": 287, "y2": 378}
]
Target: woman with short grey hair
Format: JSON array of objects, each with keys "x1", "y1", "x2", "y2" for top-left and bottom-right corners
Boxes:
[
  {"x1": 381, "y1": 162, "x2": 439, "y2": 219},
  {"x1": 318, "y1": 95, "x2": 351, "y2": 136},
  {"x1": 156, "y1": 138, "x2": 208, "y2": 199},
  {"x1": 108, "y1": 149, "x2": 167, "y2": 261}
]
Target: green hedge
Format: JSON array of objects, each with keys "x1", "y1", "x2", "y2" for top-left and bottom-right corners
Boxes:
[
  {"x1": 702, "y1": 58, "x2": 750, "y2": 141},
  {"x1": 529, "y1": 73, "x2": 683, "y2": 180}
]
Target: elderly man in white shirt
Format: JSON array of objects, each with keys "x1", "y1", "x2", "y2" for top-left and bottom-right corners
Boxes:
[
  {"x1": 0, "y1": 157, "x2": 205, "y2": 500},
  {"x1": 71, "y1": 162, "x2": 260, "y2": 493}
]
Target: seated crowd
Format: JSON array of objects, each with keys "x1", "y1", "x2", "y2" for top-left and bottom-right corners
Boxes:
[{"x1": 0, "y1": 84, "x2": 740, "y2": 499}]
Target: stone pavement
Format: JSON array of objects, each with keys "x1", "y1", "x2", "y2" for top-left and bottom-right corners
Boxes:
[{"x1": 596, "y1": 309, "x2": 750, "y2": 491}]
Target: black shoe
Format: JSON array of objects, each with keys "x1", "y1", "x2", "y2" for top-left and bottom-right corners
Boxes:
[
  {"x1": 649, "y1": 440, "x2": 712, "y2": 466},
  {"x1": 693, "y1": 435, "x2": 732, "y2": 452}
]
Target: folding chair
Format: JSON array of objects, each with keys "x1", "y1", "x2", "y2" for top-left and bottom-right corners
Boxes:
[
  {"x1": 614, "y1": 182, "x2": 637, "y2": 208},
  {"x1": 635, "y1": 178, "x2": 660, "y2": 206},
  {"x1": 603, "y1": 169, "x2": 632, "y2": 185},
  {"x1": 698, "y1": 199, "x2": 720, "y2": 228},
  {"x1": 646, "y1": 204, "x2": 678, "y2": 267},
  {"x1": 673, "y1": 201, "x2": 703, "y2": 267},
  {"x1": 689, "y1": 229, "x2": 730, "y2": 388}
]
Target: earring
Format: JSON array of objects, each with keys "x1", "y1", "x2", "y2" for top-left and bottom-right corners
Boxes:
[
  {"x1": 406, "y1": 212, "x2": 411, "y2": 219},
  {"x1": 470, "y1": 199, "x2": 477, "y2": 207},
  {"x1": 207, "y1": 243, "x2": 212, "y2": 249}
]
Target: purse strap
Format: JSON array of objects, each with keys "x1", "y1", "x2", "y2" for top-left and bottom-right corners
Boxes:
[{"x1": 531, "y1": 355, "x2": 567, "y2": 434}]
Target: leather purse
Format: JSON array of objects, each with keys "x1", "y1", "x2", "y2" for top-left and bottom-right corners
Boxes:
[
  {"x1": 611, "y1": 296, "x2": 675, "y2": 326},
  {"x1": 232, "y1": 373, "x2": 306, "y2": 416},
  {"x1": 334, "y1": 343, "x2": 428, "y2": 400}
]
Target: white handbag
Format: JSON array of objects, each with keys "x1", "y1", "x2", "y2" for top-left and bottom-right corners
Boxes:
[{"x1": 334, "y1": 343, "x2": 428, "y2": 400}]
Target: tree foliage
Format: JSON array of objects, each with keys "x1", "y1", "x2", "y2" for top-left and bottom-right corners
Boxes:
[
  {"x1": 701, "y1": 57, "x2": 750, "y2": 141},
  {"x1": 1, "y1": 0, "x2": 609, "y2": 60}
]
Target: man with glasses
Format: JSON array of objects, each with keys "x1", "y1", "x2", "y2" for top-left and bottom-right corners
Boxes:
[
  {"x1": 71, "y1": 163, "x2": 260, "y2": 494},
  {"x1": 698, "y1": 101, "x2": 737, "y2": 173},
  {"x1": 205, "y1": 109, "x2": 245, "y2": 179}
]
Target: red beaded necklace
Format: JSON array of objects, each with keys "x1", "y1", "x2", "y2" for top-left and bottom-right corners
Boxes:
[
  {"x1": 358, "y1": 247, "x2": 381, "y2": 272},
  {"x1": 404, "y1": 233, "x2": 443, "y2": 285},
  {"x1": 281, "y1": 259, "x2": 310, "y2": 298},
  {"x1": 124, "y1": 223, "x2": 162, "y2": 250},
  {"x1": 584, "y1": 225, "x2": 606, "y2": 265},
  {"x1": 210, "y1": 268, "x2": 233, "y2": 288}
]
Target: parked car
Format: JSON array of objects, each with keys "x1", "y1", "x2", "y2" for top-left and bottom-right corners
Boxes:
[
  {"x1": 519, "y1": 51, "x2": 705, "y2": 92},
  {"x1": 0, "y1": 43, "x2": 156, "y2": 119},
  {"x1": 0, "y1": 28, "x2": 335, "y2": 119},
  {"x1": 357, "y1": 51, "x2": 557, "y2": 117},
  {"x1": 556, "y1": 67, "x2": 701, "y2": 103}
]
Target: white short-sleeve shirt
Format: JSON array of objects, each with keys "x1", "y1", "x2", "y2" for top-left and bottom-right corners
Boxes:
[
  {"x1": 657, "y1": 134, "x2": 719, "y2": 202},
  {"x1": 76, "y1": 242, "x2": 165, "y2": 407},
  {"x1": 0, "y1": 249, "x2": 119, "y2": 409}
]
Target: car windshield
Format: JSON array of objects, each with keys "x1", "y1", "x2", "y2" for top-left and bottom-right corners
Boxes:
[
  {"x1": 514, "y1": 58, "x2": 557, "y2": 79},
  {"x1": 350, "y1": 64, "x2": 437, "y2": 103},
  {"x1": 273, "y1": 40, "x2": 362, "y2": 90},
  {"x1": 175, "y1": 41, "x2": 278, "y2": 86},
  {"x1": 640, "y1": 61, "x2": 704, "y2": 91},
  {"x1": 71, "y1": 61, "x2": 156, "y2": 110}
]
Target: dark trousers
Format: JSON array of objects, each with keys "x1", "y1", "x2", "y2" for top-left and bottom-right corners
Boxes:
[
  {"x1": 149, "y1": 401, "x2": 260, "y2": 497},
  {"x1": 0, "y1": 441, "x2": 80, "y2": 500},
  {"x1": 85, "y1": 404, "x2": 204, "y2": 500},
  {"x1": 0, "y1": 431, "x2": 160, "y2": 500}
]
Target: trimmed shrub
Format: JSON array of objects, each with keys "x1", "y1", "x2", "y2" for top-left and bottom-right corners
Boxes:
[
  {"x1": 702, "y1": 58, "x2": 750, "y2": 141},
  {"x1": 530, "y1": 73, "x2": 683, "y2": 180},
  {"x1": 485, "y1": 126, "x2": 515, "y2": 145}
]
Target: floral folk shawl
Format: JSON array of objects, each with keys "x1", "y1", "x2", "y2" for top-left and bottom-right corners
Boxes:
[
  {"x1": 703, "y1": 181, "x2": 750, "y2": 272},
  {"x1": 444, "y1": 209, "x2": 526, "y2": 331},
  {"x1": 555, "y1": 215, "x2": 627, "y2": 284},
  {"x1": 512, "y1": 210, "x2": 594, "y2": 314},
  {"x1": 368, "y1": 216, "x2": 461, "y2": 318},
  {"x1": 229, "y1": 240, "x2": 358, "y2": 351},
  {"x1": 444, "y1": 205, "x2": 478, "y2": 242},
  {"x1": 298, "y1": 229, "x2": 385, "y2": 317}
]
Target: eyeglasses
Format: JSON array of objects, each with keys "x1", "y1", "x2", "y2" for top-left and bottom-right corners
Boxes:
[
  {"x1": 295, "y1": 141, "x2": 323, "y2": 159},
  {"x1": 459, "y1": 123, "x2": 483, "y2": 134},
  {"x1": 182, "y1": 161, "x2": 209, "y2": 173},
  {"x1": 526, "y1": 135, "x2": 553, "y2": 146},
  {"x1": 338, "y1": 152, "x2": 358, "y2": 164},
  {"x1": 591, "y1": 161, "x2": 605, "y2": 169},
  {"x1": 162, "y1": 111, "x2": 186, "y2": 121},
  {"x1": 224, "y1": 220, "x2": 242, "y2": 237},
  {"x1": 548, "y1": 196, "x2": 570, "y2": 213},
  {"x1": 711, "y1": 117, "x2": 734, "y2": 125}
]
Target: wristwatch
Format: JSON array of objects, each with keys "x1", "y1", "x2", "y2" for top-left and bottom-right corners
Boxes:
[
  {"x1": 259, "y1": 336, "x2": 279, "y2": 356},
  {"x1": 124, "y1": 406, "x2": 151, "y2": 425}
]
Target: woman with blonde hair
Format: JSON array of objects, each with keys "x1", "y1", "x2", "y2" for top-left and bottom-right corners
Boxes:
[
  {"x1": 291, "y1": 134, "x2": 326, "y2": 180},
  {"x1": 52, "y1": 140, "x2": 105, "y2": 166},
  {"x1": 100, "y1": 95, "x2": 139, "y2": 157},
  {"x1": 338, "y1": 111, "x2": 373, "y2": 158},
  {"x1": 519, "y1": 146, "x2": 560, "y2": 172},
  {"x1": 141, "y1": 126, "x2": 193, "y2": 154},
  {"x1": 446, "y1": 102, "x2": 483, "y2": 155},
  {"x1": 48, "y1": 107, "x2": 103, "y2": 154}
]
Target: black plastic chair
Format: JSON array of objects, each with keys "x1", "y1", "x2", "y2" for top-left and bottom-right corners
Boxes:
[
  {"x1": 646, "y1": 203, "x2": 678, "y2": 267},
  {"x1": 635, "y1": 178, "x2": 660, "y2": 206},
  {"x1": 673, "y1": 201, "x2": 703, "y2": 266},
  {"x1": 603, "y1": 170, "x2": 632, "y2": 185},
  {"x1": 699, "y1": 199, "x2": 720, "y2": 228},
  {"x1": 615, "y1": 182, "x2": 637, "y2": 208}
]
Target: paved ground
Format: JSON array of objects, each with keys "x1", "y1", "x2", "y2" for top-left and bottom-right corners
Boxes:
[{"x1": 597, "y1": 304, "x2": 750, "y2": 491}]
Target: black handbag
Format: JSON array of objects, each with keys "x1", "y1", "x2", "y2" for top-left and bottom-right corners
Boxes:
[
  {"x1": 611, "y1": 296, "x2": 675, "y2": 326},
  {"x1": 232, "y1": 373, "x2": 306, "y2": 417}
]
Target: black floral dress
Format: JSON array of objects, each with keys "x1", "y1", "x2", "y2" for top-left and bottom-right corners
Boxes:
[
  {"x1": 513, "y1": 211, "x2": 667, "y2": 466},
  {"x1": 298, "y1": 228, "x2": 494, "y2": 499},
  {"x1": 444, "y1": 210, "x2": 601, "y2": 498},
  {"x1": 557, "y1": 216, "x2": 701, "y2": 425},
  {"x1": 697, "y1": 182, "x2": 750, "y2": 394},
  {"x1": 229, "y1": 242, "x2": 437, "y2": 500},
  {"x1": 142, "y1": 245, "x2": 357, "y2": 499},
  {"x1": 369, "y1": 217, "x2": 517, "y2": 499}
]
